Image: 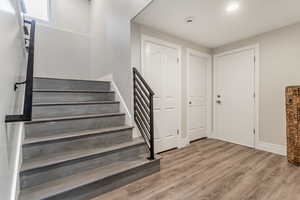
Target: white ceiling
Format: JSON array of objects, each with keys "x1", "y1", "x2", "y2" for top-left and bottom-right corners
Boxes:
[{"x1": 135, "y1": 0, "x2": 300, "y2": 48}]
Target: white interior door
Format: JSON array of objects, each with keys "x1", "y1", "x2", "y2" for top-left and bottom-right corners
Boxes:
[
  {"x1": 187, "y1": 51, "x2": 208, "y2": 142},
  {"x1": 142, "y1": 39, "x2": 180, "y2": 153},
  {"x1": 215, "y1": 49, "x2": 255, "y2": 147}
]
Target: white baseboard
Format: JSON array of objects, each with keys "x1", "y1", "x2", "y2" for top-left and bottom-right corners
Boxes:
[
  {"x1": 178, "y1": 136, "x2": 189, "y2": 148},
  {"x1": 97, "y1": 74, "x2": 113, "y2": 82},
  {"x1": 132, "y1": 124, "x2": 142, "y2": 138},
  {"x1": 97, "y1": 75, "x2": 142, "y2": 138},
  {"x1": 110, "y1": 81, "x2": 133, "y2": 126},
  {"x1": 10, "y1": 123, "x2": 24, "y2": 200},
  {"x1": 97, "y1": 74, "x2": 133, "y2": 127},
  {"x1": 256, "y1": 141, "x2": 287, "y2": 156},
  {"x1": 209, "y1": 134, "x2": 286, "y2": 156}
]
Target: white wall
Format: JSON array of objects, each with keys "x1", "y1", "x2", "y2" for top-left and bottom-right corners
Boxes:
[
  {"x1": 34, "y1": 25, "x2": 90, "y2": 79},
  {"x1": 0, "y1": 0, "x2": 26, "y2": 199},
  {"x1": 131, "y1": 22, "x2": 212, "y2": 141},
  {"x1": 214, "y1": 22, "x2": 300, "y2": 146},
  {"x1": 49, "y1": 0, "x2": 90, "y2": 34},
  {"x1": 89, "y1": 0, "x2": 153, "y2": 112},
  {"x1": 34, "y1": 0, "x2": 91, "y2": 79},
  {"x1": 35, "y1": 0, "x2": 153, "y2": 90}
]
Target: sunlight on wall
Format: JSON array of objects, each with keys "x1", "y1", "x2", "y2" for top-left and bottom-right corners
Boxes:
[
  {"x1": 0, "y1": 0, "x2": 15, "y2": 14},
  {"x1": 24, "y1": 0, "x2": 49, "y2": 21}
]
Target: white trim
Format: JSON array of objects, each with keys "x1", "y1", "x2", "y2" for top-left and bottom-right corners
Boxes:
[
  {"x1": 186, "y1": 48, "x2": 212, "y2": 143},
  {"x1": 256, "y1": 141, "x2": 287, "y2": 156},
  {"x1": 213, "y1": 135, "x2": 254, "y2": 148},
  {"x1": 212, "y1": 136, "x2": 287, "y2": 156},
  {"x1": 98, "y1": 74, "x2": 133, "y2": 127},
  {"x1": 10, "y1": 124, "x2": 24, "y2": 200},
  {"x1": 141, "y1": 34, "x2": 182, "y2": 52},
  {"x1": 214, "y1": 44, "x2": 259, "y2": 57},
  {"x1": 23, "y1": 0, "x2": 51, "y2": 23},
  {"x1": 98, "y1": 74, "x2": 113, "y2": 82},
  {"x1": 141, "y1": 34, "x2": 183, "y2": 150},
  {"x1": 212, "y1": 44, "x2": 260, "y2": 149},
  {"x1": 110, "y1": 81, "x2": 133, "y2": 127},
  {"x1": 35, "y1": 23, "x2": 91, "y2": 37},
  {"x1": 178, "y1": 137, "x2": 190, "y2": 148}
]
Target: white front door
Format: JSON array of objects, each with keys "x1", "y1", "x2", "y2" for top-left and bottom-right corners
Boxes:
[
  {"x1": 215, "y1": 49, "x2": 255, "y2": 147},
  {"x1": 187, "y1": 51, "x2": 208, "y2": 142},
  {"x1": 142, "y1": 39, "x2": 180, "y2": 153}
]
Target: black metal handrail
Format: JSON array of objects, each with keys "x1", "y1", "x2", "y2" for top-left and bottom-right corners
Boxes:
[
  {"x1": 5, "y1": 19, "x2": 36, "y2": 123},
  {"x1": 133, "y1": 67, "x2": 155, "y2": 160}
]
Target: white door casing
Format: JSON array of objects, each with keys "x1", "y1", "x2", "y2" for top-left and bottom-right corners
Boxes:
[
  {"x1": 141, "y1": 35, "x2": 181, "y2": 153},
  {"x1": 214, "y1": 46, "x2": 259, "y2": 148},
  {"x1": 186, "y1": 49, "x2": 212, "y2": 142}
]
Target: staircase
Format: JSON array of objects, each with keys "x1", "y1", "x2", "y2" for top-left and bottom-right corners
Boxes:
[{"x1": 19, "y1": 77, "x2": 160, "y2": 200}]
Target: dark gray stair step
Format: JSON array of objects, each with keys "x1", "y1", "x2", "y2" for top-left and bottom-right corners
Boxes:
[
  {"x1": 25, "y1": 113, "x2": 125, "y2": 138},
  {"x1": 33, "y1": 77, "x2": 110, "y2": 91},
  {"x1": 33, "y1": 89, "x2": 113, "y2": 93},
  {"x1": 20, "y1": 157, "x2": 160, "y2": 200},
  {"x1": 32, "y1": 101, "x2": 120, "y2": 119},
  {"x1": 32, "y1": 101, "x2": 119, "y2": 106},
  {"x1": 21, "y1": 138, "x2": 145, "y2": 172},
  {"x1": 27, "y1": 113, "x2": 124, "y2": 124},
  {"x1": 23, "y1": 126, "x2": 134, "y2": 160},
  {"x1": 24, "y1": 126, "x2": 133, "y2": 145},
  {"x1": 33, "y1": 90, "x2": 115, "y2": 103},
  {"x1": 20, "y1": 138, "x2": 148, "y2": 189}
]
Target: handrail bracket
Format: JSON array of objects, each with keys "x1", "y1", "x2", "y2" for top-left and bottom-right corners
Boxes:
[{"x1": 14, "y1": 81, "x2": 27, "y2": 91}]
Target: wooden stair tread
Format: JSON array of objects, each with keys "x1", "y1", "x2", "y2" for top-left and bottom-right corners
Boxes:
[
  {"x1": 32, "y1": 101, "x2": 120, "y2": 106},
  {"x1": 33, "y1": 89, "x2": 114, "y2": 93},
  {"x1": 24, "y1": 126, "x2": 133, "y2": 145},
  {"x1": 34, "y1": 77, "x2": 110, "y2": 83},
  {"x1": 20, "y1": 158, "x2": 154, "y2": 200},
  {"x1": 26, "y1": 113, "x2": 125, "y2": 124},
  {"x1": 21, "y1": 138, "x2": 145, "y2": 172}
]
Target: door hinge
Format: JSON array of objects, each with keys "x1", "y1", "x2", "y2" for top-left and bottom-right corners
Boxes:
[
  {"x1": 177, "y1": 58, "x2": 180, "y2": 63},
  {"x1": 254, "y1": 56, "x2": 256, "y2": 63},
  {"x1": 177, "y1": 129, "x2": 180, "y2": 135},
  {"x1": 253, "y1": 129, "x2": 256, "y2": 135},
  {"x1": 253, "y1": 92, "x2": 256, "y2": 99}
]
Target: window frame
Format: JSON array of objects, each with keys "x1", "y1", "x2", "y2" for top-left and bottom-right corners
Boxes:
[{"x1": 22, "y1": 0, "x2": 51, "y2": 23}]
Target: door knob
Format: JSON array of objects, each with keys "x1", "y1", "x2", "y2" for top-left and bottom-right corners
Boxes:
[
  {"x1": 189, "y1": 101, "x2": 192, "y2": 105},
  {"x1": 216, "y1": 100, "x2": 221, "y2": 104}
]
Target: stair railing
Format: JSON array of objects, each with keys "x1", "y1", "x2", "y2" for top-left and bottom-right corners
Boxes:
[
  {"x1": 6, "y1": 19, "x2": 36, "y2": 123},
  {"x1": 133, "y1": 67, "x2": 155, "y2": 160}
]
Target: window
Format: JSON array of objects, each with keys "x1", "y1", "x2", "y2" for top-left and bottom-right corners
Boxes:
[{"x1": 23, "y1": 0, "x2": 50, "y2": 21}]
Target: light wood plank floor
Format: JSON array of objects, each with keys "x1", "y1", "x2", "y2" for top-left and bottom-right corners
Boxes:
[{"x1": 92, "y1": 139, "x2": 300, "y2": 200}]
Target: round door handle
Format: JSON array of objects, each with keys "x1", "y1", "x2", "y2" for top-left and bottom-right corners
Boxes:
[
  {"x1": 216, "y1": 100, "x2": 221, "y2": 104},
  {"x1": 189, "y1": 101, "x2": 192, "y2": 105}
]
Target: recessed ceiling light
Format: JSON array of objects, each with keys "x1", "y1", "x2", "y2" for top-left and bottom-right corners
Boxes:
[
  {"x1": 185, "y1": 16, "x2": 194, "y2": 24},
  {"x1": 226, "y1": 1, "x2": 240, "y2": 13}
]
